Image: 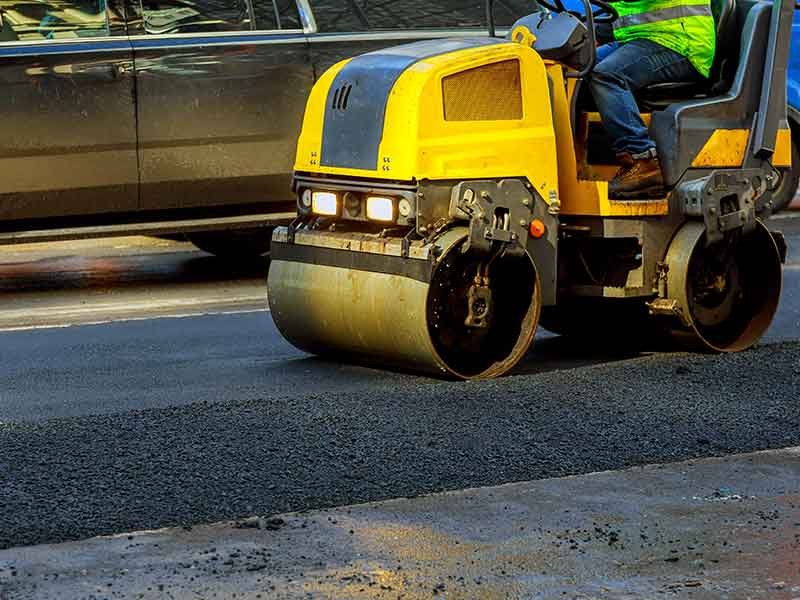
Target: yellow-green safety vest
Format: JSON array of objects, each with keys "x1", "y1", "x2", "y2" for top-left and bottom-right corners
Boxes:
[{"x1": 610, "y1": 0, "x2": 716, "y2": 77}]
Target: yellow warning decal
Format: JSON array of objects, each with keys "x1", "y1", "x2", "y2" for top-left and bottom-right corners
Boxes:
[
  {"x1": 772, "y1": 129, "x2": 793, "y2": 168},
  {"x1": 692, "y1": 129, "x2": 749, "y2": 168}
]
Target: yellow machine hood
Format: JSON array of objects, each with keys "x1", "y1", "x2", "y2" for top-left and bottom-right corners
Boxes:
[{"x1": 294, "y1": 38, "x2": 560, "y2": 198}]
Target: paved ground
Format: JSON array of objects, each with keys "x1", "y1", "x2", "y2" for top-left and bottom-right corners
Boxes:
[
  {"x1": 0, "y1": 215, "x2": 798, "y2": 561},
  {"x1": 0, "y1": 216, "x2": 798, "y2": 422},
  {"x1": 2, "y1": 447, "x2": 799, "y2": 599},
  {"x1": 1, "y1": 336, "x2": 799, "y2": 550}
]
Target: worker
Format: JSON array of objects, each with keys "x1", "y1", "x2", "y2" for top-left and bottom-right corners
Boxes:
[{"x1": 589, "y1": 0, "x2": 716, "y2": 199}]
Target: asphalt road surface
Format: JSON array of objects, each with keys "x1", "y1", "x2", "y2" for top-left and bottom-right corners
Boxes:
[
  {"x1": 5, "y1": 448, "x2": 800, "y2": 599},
  {"x1": 0, "y1": 216, "x2": 798, "y2": 550}
]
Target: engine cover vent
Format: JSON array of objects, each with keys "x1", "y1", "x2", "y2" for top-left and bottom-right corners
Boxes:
[
  {"x1": 442, "y1": 59, "x2": 523, "y2": 122},
  {"x1": 332, "y1": 82, "x2": 353, "y2": 111}
]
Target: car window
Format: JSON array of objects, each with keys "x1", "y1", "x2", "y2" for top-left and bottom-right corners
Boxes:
[
  {"x1": 252, "y1": 0, "x2": 300, "y2": 30},
  {"x1": 310, "y1": 0, "x2": 537, "y2": 33},
  {"x1": 0, "y1": 0, "x2": 109, "y2": 40},
  {"x1": 140, "y1": 0, "x2": 252, "y2": 34}
]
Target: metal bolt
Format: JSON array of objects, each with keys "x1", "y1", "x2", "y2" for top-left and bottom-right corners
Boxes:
[
  {"x1": 480, "y1": 191, "x2": 490, "y2": 199},
  {"x1": 522, "y1": 198, "x2": 530, "y2": 207},
  {"x1": 519, "y1": 219, "x2": 528, "y2": 227}
]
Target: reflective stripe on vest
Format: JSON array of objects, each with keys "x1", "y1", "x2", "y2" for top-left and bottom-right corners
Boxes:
[{"x1": 613, "y1": 3, "x2": 712, "y2": 30}]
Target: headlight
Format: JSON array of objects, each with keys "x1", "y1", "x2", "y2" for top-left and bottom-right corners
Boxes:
[
  {"x1": 365, "y1": 196, "x2": 394, "y2": 222},
  {"x1": 311, "y1": 191, "x2": 338, "y2": 216}
]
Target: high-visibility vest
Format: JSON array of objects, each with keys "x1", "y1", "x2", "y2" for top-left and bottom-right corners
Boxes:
[{"x1": 610, "y1": 0, "x2": 716, "y2": 77}]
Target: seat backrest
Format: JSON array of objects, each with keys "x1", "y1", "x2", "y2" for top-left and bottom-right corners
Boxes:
[
  {"x1": 712, "y1": 0, "x2": 736, "y2": 37},
  {"x1": 652, "y1": 1, "x2": 773, "y2": 186},
  {"x1": 709, "y1": 0, "x2": 739, "y2": 92}
]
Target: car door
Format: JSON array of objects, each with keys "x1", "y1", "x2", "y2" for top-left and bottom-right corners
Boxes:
[
  {"x1": 305, "y1": 0, "x2": 536, "y2": 75},
  {"x1": 0, "y1": 0, "x2": 138, "y2": 222},
  {"x1": 128, "y1": 0, "x2": 313, "y2": 212}
]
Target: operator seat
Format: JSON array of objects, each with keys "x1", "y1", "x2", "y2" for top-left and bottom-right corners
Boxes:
[{"x1": 636, "y1": 0, "x2": 738, "y2": 110}]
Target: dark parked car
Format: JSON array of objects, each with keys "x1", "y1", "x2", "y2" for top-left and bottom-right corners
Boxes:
[{"x1": 0, "y1": 0, "x2": 532, "y2": 257}]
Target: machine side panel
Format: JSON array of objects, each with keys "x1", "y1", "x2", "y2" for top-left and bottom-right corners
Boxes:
[
  {"x1": 294, "y1": 59, "x2": 351, "y2": 173},
  {"x1": 689, "y1": 127, "x2": 794, "y2": 168},
  {"x1": 771, "y1": 128, "x2": 794, "y2": 167},
  {"x1": 526, "y1": 193, "x2": 559, "y2": 306},
  {"x1": 319, "y1": 38, "x2": 505, "y2": 171},
  {"x1": 320, "y1": 53, "x2": 423, "y2": 171},
  {"x1": 298, "y1": 39, "x2": 561, "y2": 202},
  {"x1": 691, "y1": 130, "x2": 751, "y2": 167},
  {"x1": 410, "y1": 49, "x2": 560, "y2": 200}
]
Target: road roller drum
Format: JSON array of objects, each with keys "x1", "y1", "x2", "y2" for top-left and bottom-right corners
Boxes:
[
  {"x1": 266, "y1": 0, "x2": 793, "y2": 379},
  {"x1": 269, "y1": 227, "x2": 541, "y2": 379}
]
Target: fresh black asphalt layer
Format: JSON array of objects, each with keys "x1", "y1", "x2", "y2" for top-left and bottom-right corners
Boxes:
[{"x1": 1, "y1": 341, "x2": 798, "y2": 550}]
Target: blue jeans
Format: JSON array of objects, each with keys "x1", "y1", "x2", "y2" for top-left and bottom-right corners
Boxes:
[{"x1": 589, "y1": 39, "x2": 704, "y2": 156}]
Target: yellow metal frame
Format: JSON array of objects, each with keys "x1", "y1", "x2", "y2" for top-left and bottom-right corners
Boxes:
[
  {"x1": 691, "y1": 129, "x2": 750, "y2": 167},
  {"x1": 295, "y1": 43, "x2": 561, "y2": 210},
  {"x1": 295, "y1": 39, "x2": 673, "y2": 217},
  {"x1": 772, "y1": 128, "x2": 793, "y2": 168}
]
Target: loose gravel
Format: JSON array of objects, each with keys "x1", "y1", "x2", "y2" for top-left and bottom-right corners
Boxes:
[{"x1": 1, "y1": 341, "x2": 799, "y2": 550}]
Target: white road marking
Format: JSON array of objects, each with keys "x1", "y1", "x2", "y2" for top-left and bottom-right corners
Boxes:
[
  {"x1": 0, "y1": 307, "x2": 269, "y2": 333},
  {"x1": 0, "y1": 293, "x2": 270, "y2": 332},
  {"x1": 1, "y1": 295, "x2": 265, "y2": 316},
  {"x1": 771, "y1": 211, "x2": 800, "y2": 220}
]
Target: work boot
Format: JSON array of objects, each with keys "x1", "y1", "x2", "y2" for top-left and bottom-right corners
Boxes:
[{"x1": 609, "y1": 149, "x2": 666, "y2": 200}]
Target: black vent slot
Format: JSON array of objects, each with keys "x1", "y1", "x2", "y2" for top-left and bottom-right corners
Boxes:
[{"x1": 332, "y1": 83, "x2": 353, "y2": 111}]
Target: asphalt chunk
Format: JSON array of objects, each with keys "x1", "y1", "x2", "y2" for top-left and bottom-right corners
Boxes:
[{"x1": 0, "y1": 341, "x2": 799, "y2": 549}]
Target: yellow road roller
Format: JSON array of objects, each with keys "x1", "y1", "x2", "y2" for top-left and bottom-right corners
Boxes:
[{"x1": 267, "y1": 0, "x2": 793, "y2": 379}]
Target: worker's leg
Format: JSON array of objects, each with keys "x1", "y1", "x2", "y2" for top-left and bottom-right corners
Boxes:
[
  {"x1": 591, "y1": 39, "x2": 702, "y2": 155},
  {"x1": 594, "y1": 41, "x2": 620, "y2": 64},
  {"x1": 589, "y1": 39, "x2": 704, "y2": 198}
]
